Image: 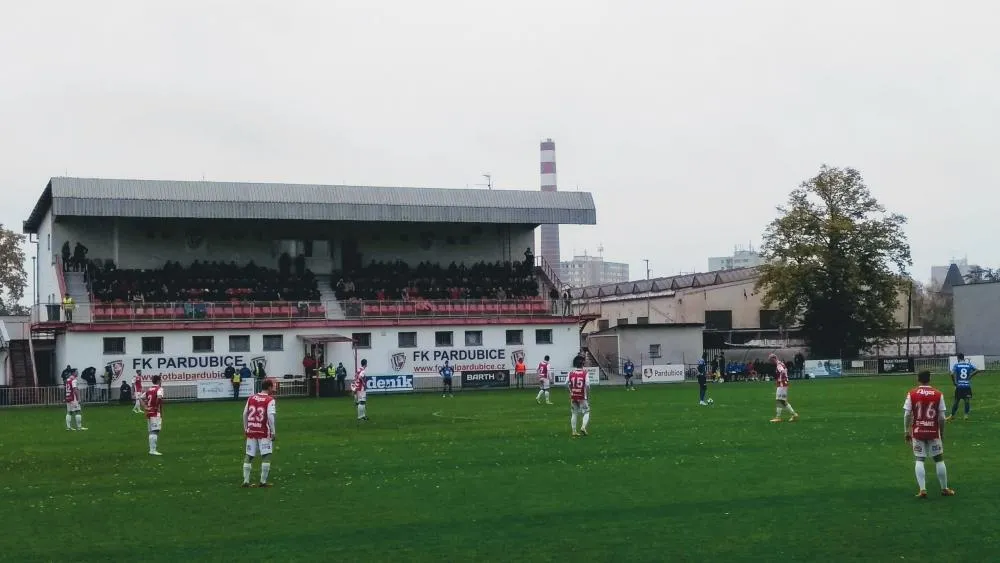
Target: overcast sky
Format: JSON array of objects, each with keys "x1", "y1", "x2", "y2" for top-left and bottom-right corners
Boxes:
[{"x1": 2, "y1": 1, "x2": 996, "y2": 291}]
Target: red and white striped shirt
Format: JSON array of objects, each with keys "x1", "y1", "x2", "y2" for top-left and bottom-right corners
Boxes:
[
  {"x1": 775, "y1": 362, "x2": 789, "y2": 388},
  {"x1": 537, "y1": 361, "x2": 549, "y2": 381}
]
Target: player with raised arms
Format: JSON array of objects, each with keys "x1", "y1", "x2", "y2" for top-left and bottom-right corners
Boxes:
[
  {"x1": 141, "y1": 374, "x2": 165, "y2": 456},
  {"x1": 568, "y1": 354, "x2": 591, "y2": 437},
  {"x1": 904, "y1": 370, "x2": 955, "y2": 498},
  {"x1": 242, "y1": 378, "x2": 277, "y2": 488},
  {"x1": 352, "y1": 359, "x2": 369, "y2": 421},
  {"x1": 64, "y1": 370, "x2": 87, "y2": 431},
  {"x1": 947, "y1": 353, "x2": 977, "y2": 421},
  {"x1": 535, "y1": 355, "x2": 552, "y2": 405},
  {"x1": 769, "y1": 354, "x2": 799, "y2": 422}
]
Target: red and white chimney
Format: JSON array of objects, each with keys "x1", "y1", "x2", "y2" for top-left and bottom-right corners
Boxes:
[{"x1": 539, "y1": 138, "x2": 560, "y2": 270}]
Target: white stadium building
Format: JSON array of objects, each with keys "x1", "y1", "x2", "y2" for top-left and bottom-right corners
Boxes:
[{"x1": 12, "y1": 177, "x2": 597, "y2": 401}]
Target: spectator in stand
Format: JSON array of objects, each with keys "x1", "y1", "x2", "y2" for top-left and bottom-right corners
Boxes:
[
  {"x1": 72, "y1": 242, "x2": 89, "y2": 272},
  {"x1": 238, "y1": 364, "x2": 252, "y2": 396},
  {"x1": 62, "y1": 294, "x2": 75, "y2": 322},
  {"x1": 562, "y1": 291, "x2": 571, "y2": 316},
  {"x1": 549, "y1": 287, "x2": 560, "y2": 314},
  {"x1": 61, "y1": 242, "x2": 72, "y2": 271}
]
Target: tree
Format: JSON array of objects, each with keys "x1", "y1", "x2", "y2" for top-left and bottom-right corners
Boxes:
[
  {"x1": 911, "y1": 281, "x2": 953, "y2": 335},
  {"x1": 965, "y1": 266, "x2": 998, "y2": 284},
  {"x1": 0, "y1": 225, "x2": 28, "y2": 315},
  {"x1": 756, "y1": 166, "x2": 911, "y2": 358}
]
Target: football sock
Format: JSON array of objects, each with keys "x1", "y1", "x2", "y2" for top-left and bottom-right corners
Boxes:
[
  {"x1": 65, "y1": 414, "x2": 72, "y2": 429},
  {"x1": 570, "y1": 413, "x2": 578, "y2": 433},
  {"x1": 775, "y1": 407, "x2": 783, "y2": 418},
  {"x1": 951, "y1": 400, "x2": 959, "y2": 416},
  {"x1": 785, "y1": 403, "x2": 796, "y2": 415},
  {"x1": 357, "y1": 404, "x2": 363, "y2": 419},
  {"x1": 914, "y1": 461, "x2": 926, "y2": 490},
  {"x1": 242, "y1": 463, "x2": 252, "y2": 484},
  {"x1": 582, "y1": 412, "x2": 590, "y2": 431},
  {"x1": 544, "y1": 391, "x2": 550, "y2": 402},
  {"x1": 261, "y1": 462, "x2": 271, "y2": 483},
  {"x1": 75, "y1": 414, "x2": 83, "y2": 429},
  {"x1": 361, "y1": 404, "x2": 367, "y2": 418},
  {"x1": 935, "y1": 461, "x2": 948, "y2": 489},
  {"x1": 964, "y1": 400, "x2": 971, "y2": 414},
  {"x1": 699, "y1": 388, "x2": 706, "y2": 401},
  {"x1": 149, "y1": 433, "x2": 158, "y2": 453},
  {"x1": 536, "y1": 390, "x2": 544, "y2": 401}
]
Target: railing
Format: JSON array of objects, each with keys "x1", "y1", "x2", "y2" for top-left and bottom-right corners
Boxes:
[
  {"x1": 29, "y1": 298, "x2": 564, "y2": 325},
  {"x1": 0, "y1": 378, "x2": 308, "y2": 408},
  {"x1": 535, "y1": 255, "x2": 565, "y2": 290}
]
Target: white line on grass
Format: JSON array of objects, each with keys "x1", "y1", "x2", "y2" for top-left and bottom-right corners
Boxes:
[{"x1": 431, "y1": 411, "x2": 477, "y2": 422}]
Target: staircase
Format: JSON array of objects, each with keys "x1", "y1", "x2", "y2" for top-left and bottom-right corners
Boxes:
[
  {"x1": 63, "y1": 271, "x2": 92, "y2": 323},
  {"x1": 10, "y1": 340, "x2": 34, "y2": 387},
  {"x1": 316, "y1": 275, "x2": 346, "y2": 320}
]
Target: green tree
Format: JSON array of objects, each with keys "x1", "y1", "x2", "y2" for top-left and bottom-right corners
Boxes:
[
  {"x1": 911, "y1": 282, "x2": 953, "y2": 335},
  {"x1": 756, "y1": 166, "x2": 911, "y2": 357},
  {"x1": 0, "y1": 224, "x2": 29, "y2": 314}
]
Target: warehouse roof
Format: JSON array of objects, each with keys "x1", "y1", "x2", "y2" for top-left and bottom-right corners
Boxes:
[
  {"x1": 571, "y1": 267, "x2": 760, "y2": 299},
  {"x1": 23, "y1": 177, "x2": 597, "y2": 232}
]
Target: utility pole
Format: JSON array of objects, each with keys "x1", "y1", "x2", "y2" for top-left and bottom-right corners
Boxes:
[
  {"x1": 483, "y1": 174, "x2": 492, "y2": 190},
  {"x1": 905, "y1": 281, "x2": 913, "y2": 357},
  {"x1": 643, "y1": 259, "x2": 650, "y2": 280}
]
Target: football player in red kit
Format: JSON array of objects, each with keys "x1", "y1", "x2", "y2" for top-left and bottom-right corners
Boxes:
[
  {"x1": 242, "y1": 378, "x2": 277, "y2": 488},
  {"x1": 904, "y1": 370, "x2": 955, "y2": 498},
  {"x1": 567, "y1": 355, "x2": 591, "y2": 437},
  {"x1": 141, "y1": 375, "x2": 165, "y2": 456}
]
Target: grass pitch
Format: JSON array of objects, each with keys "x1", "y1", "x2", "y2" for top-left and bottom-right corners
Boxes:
[{"x1": 2, "y1": 374, "x2": 998, "y2": 562}]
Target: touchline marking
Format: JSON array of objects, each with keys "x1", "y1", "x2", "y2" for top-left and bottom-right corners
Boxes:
[{"x1": 431, "y1": 411, "x2": 477, "y2": 421}]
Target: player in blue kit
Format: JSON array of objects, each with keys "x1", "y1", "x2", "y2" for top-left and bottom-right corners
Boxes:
[
  {"x1": 947, "y1": 353, "x2": 977, "y2": 421},
  {"x1": 439, "y1": 360, "x2": 454, "y2": 398}
]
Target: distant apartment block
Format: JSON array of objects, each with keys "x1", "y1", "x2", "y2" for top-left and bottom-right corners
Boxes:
[
  {"x1": 560, "y1": 254, "x2": 630, "y2": 288},
  {"x1": 708, "y1": 247, "x2": 764, "y2": 272}
]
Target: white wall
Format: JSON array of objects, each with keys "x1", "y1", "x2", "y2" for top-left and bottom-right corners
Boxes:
[
  {"x1": 36, "y1": 209, "x2": 60, "y2": 306},
  {"x1": 57, "y1": 321, "x2": 579, "y2": 383},
  {"x1": 0, "y1": 350, "x2": 8, "y2": 386},
  {"x1": 54, "y1": 217, "x2": 535, "y2": 272}
]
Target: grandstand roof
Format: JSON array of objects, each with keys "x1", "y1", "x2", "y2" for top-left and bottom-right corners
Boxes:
[
  {"x1": 22, "y1": 177, "x2": 597, "y2": 233},
  {"x1": 571, "y1": 267, "x2": 759, "y2": 299}
]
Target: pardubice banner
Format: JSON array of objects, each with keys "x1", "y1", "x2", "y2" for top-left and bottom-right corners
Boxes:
[
  {"x1": 803, "y1": 359, "x2": 842, "y2": 378},
  {"x1": 460, "y1": 370, "x2": 510, "y2": 389},
  {"x1": 105, "y1": 354, "x2": 268, "y2": 386},
  {"x1": 364, "y1": 374, "x2": 414, "y2": 393},
  {"x1": 641, "y1": 364, "x2": 685, "y2": 383},
  {"x1": 553, "y1": 368, "x2": 601, "y2": 386},
  {"x1": 877, "y1": 358, "x2": 915, "y2": 374},
  {"x1": 949, "y1": 355, "x2": 986, "y2": 371},
  {"x1": 389, "y1": 348, "x2": 511, "y2": 375}
]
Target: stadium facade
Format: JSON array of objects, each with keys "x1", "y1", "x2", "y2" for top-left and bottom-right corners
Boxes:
[
  {"x1": 16, "y1": 177, "x2": 597, "y2": 391},
  {"x1": 953, "y1": 281, "x2": 1000, "y2": 356}
]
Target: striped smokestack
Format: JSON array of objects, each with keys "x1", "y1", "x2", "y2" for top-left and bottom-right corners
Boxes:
[{"x1": 539, "y1": 138, "x2": 560, "y2": 271}]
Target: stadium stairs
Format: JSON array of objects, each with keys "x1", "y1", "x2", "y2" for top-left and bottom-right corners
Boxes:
[
  {"x1": 316, "y1": 275, "x2": 346, "y2": 320},
  {"x1": 10, "y1": 339, "x2": 35, "y2": 387},
  {"x1": 64, "y1": 271, "x2": 93, "y2": 323}
]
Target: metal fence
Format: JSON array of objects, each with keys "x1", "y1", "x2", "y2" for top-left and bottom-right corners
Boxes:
[{"x1": 0, "y1": 378, "x2": 308, "y2": 408}]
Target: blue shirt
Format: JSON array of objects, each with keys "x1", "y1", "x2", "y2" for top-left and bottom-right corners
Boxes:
[
  {"x1": 440, "y1": 365, "x2": 454, "y2": 379},
  {"x1": 623, "y1": 362, "x2": 634, "y2": 376},
  {"x1": 952, "y1": 362, "x2": 976, "y2": 388},
  {"x1": 697, "y1": 359, "x2": 706, "y2": 375}
]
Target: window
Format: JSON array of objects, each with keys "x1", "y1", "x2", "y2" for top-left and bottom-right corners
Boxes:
[
  {"x1": 141, "y1": 337, "x2": 164, "y2": 354},
  {"x1": 505, "y1": 329, "x2": 523, "y2": 346},
  {"x1": 759, "y1": 309, "x2": 781, "y2": 330},
  {"x1": 398, "y1": 331, "x2": 417, "y2": 348},
  {"x1": 263, "y1": 334, "x2": 284, "y2": 351},
  {"x1": 192, "y1": 336, "x2": 214, "y2": 353},
  {"x1": 637, "y1": 316, "x2": 649, "y2": 325},
  {"x1": 535, "y1": 329, "x2": 553, "y2": 345},
  {"x1": 435, "y1": 331, "x2": 453, "y2": 347},
  {"x1": 103, "y1": 337, "x2": 126, "y2": 355},
  {"x1": 649, "y1": 344, "x2": 661, "y2": 358},
  {"x1": 302, "y1": 240, "x2": 314, "y2": 257},
  {"x1": 465, "y1": 330, "x2": 483, "y2": 347},
  {"x1": 229, "y1": 335, "x2": 251, "y2": 353},
  {"x1": 704, "y1": 310, "x2": 733, "y2": 331},
  {"x1": 598, "y1": 319, "x2": 610, "y2": 331},
  {"x1": 352, "y1": 332, "x2": 372, "y2": 349},
  {"x1": 617, "y1": 318, "x2": 629, "y2": 326}
]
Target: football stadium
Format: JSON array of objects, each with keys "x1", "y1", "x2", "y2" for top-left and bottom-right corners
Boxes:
[{"x1": 1, "y1": 175, "x2": 999, "y2": 562}]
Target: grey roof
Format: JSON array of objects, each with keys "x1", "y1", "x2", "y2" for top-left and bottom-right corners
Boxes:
[
  {"x1": 573, "y1": 267, "x2": 759, "y2": 299},
  {"x1": 23, "y1": 177, "x2": 597, "y2": 232}
]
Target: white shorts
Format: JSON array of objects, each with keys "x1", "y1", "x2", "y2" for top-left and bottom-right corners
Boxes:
[
  {"x1": 147, "y1": 416, "x2": 162, "y2": 432},
  {"x1": 66, "y1": 401, "x2": 81, "y2": 413},
  {"x1": 539, "y1": 378, "x2": 550, "y2": 390},
  {"x1": 571, "y1": 399, "x2": 590, "y2": 414},
  {"x1": 355, "y1": 392, "x2": 367, "y2": 404},
  {"x1": 775, "y1": 387, "x2": 788, "y2": 401},
  {"x1": 245, "y1": 437, "x2": 274, "y2": 457},
  {"x1": 912, "y1": 438, "x2": 943, "y2": 459}
]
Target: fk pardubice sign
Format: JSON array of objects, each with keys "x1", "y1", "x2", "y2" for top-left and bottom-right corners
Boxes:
[
  {"x1": 641, "y1": 364, "x2": 685, "y2": 383},
  {"x1": 105, "y1": 354, "x2": 267, "y2": 386}
]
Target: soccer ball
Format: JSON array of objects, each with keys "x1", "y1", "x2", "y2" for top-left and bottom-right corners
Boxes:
[{"x1": 706, "y1": 398, "x2": 714, "y2": 405}]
